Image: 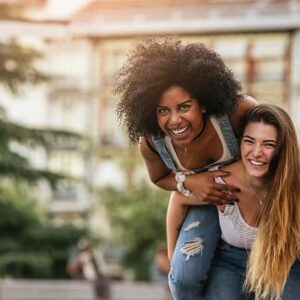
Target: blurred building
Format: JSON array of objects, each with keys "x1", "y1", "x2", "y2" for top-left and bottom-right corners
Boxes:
[
  {"x1": 69, "y1": 0, "x2": 299, "y2": 139},
  {"x1": 0, "y1": 0, "x2": 300, "y2": 233},
  {"x1": 0, "y1": 0, "x2": 108, "y2": 234}
]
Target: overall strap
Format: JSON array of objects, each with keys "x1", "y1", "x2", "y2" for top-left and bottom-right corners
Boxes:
[
  {"x1": 191, "y1": 114, "x2": 240, "y2": 174},
  {"x1": 152, "y1": 114, "x2": 239, "y2": 173},
  {"x1": 152, "y1": 134, "x2": 179, "y2": 171},
  {"x1": 214, "y1": 114, "x2": 240, "y2": 157}
]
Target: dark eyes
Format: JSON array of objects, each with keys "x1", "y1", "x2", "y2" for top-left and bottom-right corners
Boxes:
[
  {"x1": 242, "y1": 138, "x2": 253, "y2": 144},
  {"x1": 242, "y1": 138, "x2": 276, "y2": 148},
  {"x1": 157, "y1": 107, "x2": 168, "y2": 115},
  {"x1": 179, "y1": 104, "x2": 190, "y2": 111},
  {"x1": 264, "y1": 143, "x2": 276, "y2": 149},
  {"x1": 156, "y1": 104, "x2": 191, "y2": 115}
]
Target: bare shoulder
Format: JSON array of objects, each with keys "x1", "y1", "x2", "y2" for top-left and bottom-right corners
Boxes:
[
  {"x1": 238, "y1": 94, "x2": 257, "y2": 110},
  {"x1": 221, "y1": 160, "x2": 244, "y2": 186},
  {"x1": 230, "y1": 94, "x2": 258, "y2": 135},
  {"x1": 138, "y1": 136, "x2": 158, "y2": 160}
]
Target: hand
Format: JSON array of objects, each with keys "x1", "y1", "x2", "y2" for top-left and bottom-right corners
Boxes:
[{"x1": 184, "y1": 170, "x2": 240, "y2": 205}]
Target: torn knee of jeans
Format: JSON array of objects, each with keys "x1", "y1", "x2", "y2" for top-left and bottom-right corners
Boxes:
[{"x1": 180, "y1": 237, "x2": 203, "y2": 261}]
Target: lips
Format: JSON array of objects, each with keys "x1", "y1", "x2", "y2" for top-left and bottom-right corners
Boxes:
[
  {"x1": 170, "y1": 125, "x2": 189, "y2": 136},
  {"x1": 249, "y1": 159, "x2": 265, "y2": 167}
]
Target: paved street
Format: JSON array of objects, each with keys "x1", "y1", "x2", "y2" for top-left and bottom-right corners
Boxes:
[{"x1": 0, "y1": 279, "x2": 173, "y2": 300}]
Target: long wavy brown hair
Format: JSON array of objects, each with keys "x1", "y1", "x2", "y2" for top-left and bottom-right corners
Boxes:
[{"x1": 243, "y1": 105, "x2": 300, "y2": 300}]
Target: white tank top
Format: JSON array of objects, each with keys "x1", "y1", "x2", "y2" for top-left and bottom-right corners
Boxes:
[
  {"x1": 164, "y1": 116, "x2": 233, "y2": 171},
  {"x1": 215, "y1": 176, "x2": 258, "y2": 249}
]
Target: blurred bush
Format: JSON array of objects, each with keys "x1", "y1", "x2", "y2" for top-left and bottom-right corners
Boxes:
[
  {"x1": 101, "y1": 182, "x2": 169, "y2": 281},
  {"x1": 0, "y1": 252, "x2": 52, "y2": 278},
  {"x1": 0, "y1": 184, "x2": 89, "y2": 279}
]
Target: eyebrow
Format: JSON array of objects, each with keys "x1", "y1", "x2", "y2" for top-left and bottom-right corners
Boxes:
[
  {"x1": 243, "y1": 135, "x2": 277, "y2": 143},
  {"x1": 157, "y1": 99, "x2": 193, "y2": 108},
  {"x1": 178, "y1": 99, "x2": 193, "y2": 105}
]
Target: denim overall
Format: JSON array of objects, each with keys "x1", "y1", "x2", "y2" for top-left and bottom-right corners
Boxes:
[{"x1": 152, "y1": 114, "x2": 240, "y2": 300}]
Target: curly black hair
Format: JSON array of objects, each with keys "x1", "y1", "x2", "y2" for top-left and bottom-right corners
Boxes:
[{"x1": 115, "y1": 38, "x2": 241, "y2": 143}]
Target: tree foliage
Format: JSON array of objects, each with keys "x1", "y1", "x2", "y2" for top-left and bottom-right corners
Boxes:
[
  {"x1": 0, "y1": 40, "x2": 49, "y2": 94},
  {"x1": 0, "y1": 184, "x2": 89, "y2": 278},
  {"x1": 0, "y1": 3, "x2": 82, "y2": 185},
  {"x1": 0, "y1": 3, "x2": 87, "y2": 279},
  {"x1": 0, "y1": 116, "x2": 82, "y2": 186},
  {"x1": 101, "y1": 183, "x2": 169, "y2": 281}
]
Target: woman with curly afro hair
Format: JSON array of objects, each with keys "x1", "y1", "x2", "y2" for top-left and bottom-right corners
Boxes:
[{"x1": 115, "y1": 38, "x2": 256, "y2": 300}]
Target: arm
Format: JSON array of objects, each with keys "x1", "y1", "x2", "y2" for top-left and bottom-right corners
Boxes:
[
  {"x1": 230, "y1": 94, "x2": 257, "y2": 136},
  {"x1": 139, "y1": 137, "x2": 239, "y2": 205},
  {"x1": 166, "y1": 191, "x2": 188, "y2": 261},
  {"x1": 139, "y1": 137, "x2": 177, "y2": 190}
]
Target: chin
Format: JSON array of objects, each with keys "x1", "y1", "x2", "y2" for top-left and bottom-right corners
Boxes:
[
  {"x1": 172, "y1": 135, "x2": 191, "y2": 145},
  {"x1": 248, "y1": 169, "x2": 269, "y2": 179}
]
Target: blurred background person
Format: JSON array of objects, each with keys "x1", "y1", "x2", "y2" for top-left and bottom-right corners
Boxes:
[{"x1": 67, "y1": 238, "x2": 111, "y2": 300}]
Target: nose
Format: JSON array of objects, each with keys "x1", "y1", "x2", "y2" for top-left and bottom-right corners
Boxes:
[
  {"x1": 169, "y1": 112, "x2": 181, "y2": 127},
  {"x1": 252, "y1": 143, "x2": 263, "y2": 157}
]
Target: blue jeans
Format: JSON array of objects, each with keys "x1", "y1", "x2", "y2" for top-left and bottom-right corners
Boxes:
[
  {"x1": 204, "y1": 240, "x2": 300, "y2": 300},
  {"x1": 204, "y1": 240, "x2": 254, "y2": 300},
  {"x1": 168, "y1": 205, "x2": 221, "y2": 300}
]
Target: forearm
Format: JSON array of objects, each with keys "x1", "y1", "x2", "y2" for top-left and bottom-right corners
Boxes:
[
  {"x1": 152, "y1": 170, "x2": 177, "y2": 191},
  {"x1": 179, "y1": 170, "x2": 240, "y2": 205},
  {"x1": 139, "y1": 138, "x2": 178, "y2": 191},
  {"x1": 166, "y1": 192, "x2": 188, "y2": 261}
]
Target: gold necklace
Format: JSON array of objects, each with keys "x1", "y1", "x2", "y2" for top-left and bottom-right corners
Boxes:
[
  {"x1": 245, "y1": 178, "x2": 267, "y2": 206},
  {"x1": 182, "y1": 149, "x2": 195, "y2": 169}
]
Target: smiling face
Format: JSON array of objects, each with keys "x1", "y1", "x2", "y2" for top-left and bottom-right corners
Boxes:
[
  {"x1": 156, "y1": 86, "x2": 205, "y2": 147},
  {"x1": 241, "y1": 121, "x2": 278, "y2": 179}
]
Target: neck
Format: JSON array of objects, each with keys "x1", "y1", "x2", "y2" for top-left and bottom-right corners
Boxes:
[
  {"x1": 192, "y1": 116, "x2": 206, "y2": 142},
  {"x1": 177, "y1": 116, "x2": 206, "y2": 151},
  {"x1": 245, "y1": 173, "x2": 268, "y2": 192}
]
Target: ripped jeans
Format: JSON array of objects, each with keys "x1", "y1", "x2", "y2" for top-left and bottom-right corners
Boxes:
[{"x1": 168, "y1": 205, "x2": 220, "y2": 300}]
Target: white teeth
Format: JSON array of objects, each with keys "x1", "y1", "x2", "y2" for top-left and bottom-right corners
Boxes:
[
  {"x1": 171, "y1": 125, "x2": 188, "y2": 135},
  {"x1": 250, "y1": 160, "x2": 264, "y2": 166}
]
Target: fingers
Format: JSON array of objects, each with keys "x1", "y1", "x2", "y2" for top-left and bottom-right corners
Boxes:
[
  {"x1": 210, "y1": 175, "x2": 240, "y2": 193},
  {"x1": 207, "y1": 197, "x2": 233, "y2": 206},
  {"x1": 218, "y1": 183, "x2": 240, "y2": 193},
  {"x1": 209, "y1": 194, "x2": 238, "y2": 205},
  {"x1": 204, "y1": 195, "x2": 237, "y2": 206},
  {"x1": 210, "y1": 170, "x2": 230, "y2": 177},
  {"x1": 199, "y1": 185, "x2": 240, "y2": 205}
]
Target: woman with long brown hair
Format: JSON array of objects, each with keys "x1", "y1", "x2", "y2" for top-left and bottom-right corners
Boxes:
[{"x1": 203, "y1": 104, "x2": 300, "y2": 300}]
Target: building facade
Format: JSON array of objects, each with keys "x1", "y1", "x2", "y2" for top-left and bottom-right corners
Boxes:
[{"x1": 0, "y1": 0, "x2": 300, "y2": 233}]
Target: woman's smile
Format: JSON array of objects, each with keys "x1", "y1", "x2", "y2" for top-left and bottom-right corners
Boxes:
[{"x1": 157, "y1": 85, "x2": 205, "y2": 146}]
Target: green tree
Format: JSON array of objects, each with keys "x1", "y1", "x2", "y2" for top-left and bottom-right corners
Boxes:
[
  {"x1": 0, "y1": 3, "x2": 81, "y2": 185},
  {"x1": 0, "y1": 3, "x2": 87, "y2": 279},
  {"x1": 0, "y1": 184, "x2": 89, "y2": 278},
  {"x1": 101, "y1": 182, "x2": 169, "y2": 281}
]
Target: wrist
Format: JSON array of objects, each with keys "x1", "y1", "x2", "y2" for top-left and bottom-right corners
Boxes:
[{"x1": 175, "y1": 172, "x2": 194, "y2": 197}]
